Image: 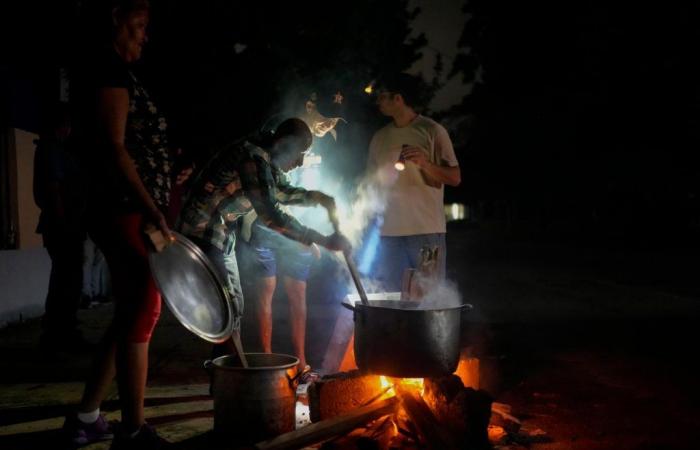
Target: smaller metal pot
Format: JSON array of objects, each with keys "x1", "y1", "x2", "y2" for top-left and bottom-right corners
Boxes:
[
  {"x1": 344, "y1": 300, "x2": 472, "y2": 378},
  {"x1": 204, "y1": 353, "x2": 299, "y2": 444}
]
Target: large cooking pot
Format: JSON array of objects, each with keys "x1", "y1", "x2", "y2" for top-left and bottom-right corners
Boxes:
[
  {"x1": 344, "y1": 300, "x2": 472, "y2": 378},
  {"x1": 204, "y1": 353, "x2": 300, "y2": 444}
]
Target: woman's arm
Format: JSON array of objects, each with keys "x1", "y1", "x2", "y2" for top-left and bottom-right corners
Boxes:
[{"x1": 97, "y1": 87, "x2": 172, "y2": 238}]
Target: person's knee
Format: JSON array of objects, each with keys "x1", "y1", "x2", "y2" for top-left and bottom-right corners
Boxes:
[
  {"x1": 258, "y1": 276, "x2": 277, "y2": 295},
  {"x1": 116, "y1": 277, "x2": 161, "y2": 343},
  {"x1": 284, "y1": 277, "x2": 307, "y2": 303}
]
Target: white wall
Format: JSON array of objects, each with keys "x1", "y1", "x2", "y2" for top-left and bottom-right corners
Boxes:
[{"x1": 0, "y1": 247, "x2": 50, "y2": 327}]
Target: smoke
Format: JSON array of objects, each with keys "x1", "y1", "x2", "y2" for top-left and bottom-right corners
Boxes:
[
  {"x1": 335, "y1": 170, "x2": 391, "y2": 247},
  {"x1": 415, "y1": 276, "x2": 464, "y2": 310}
]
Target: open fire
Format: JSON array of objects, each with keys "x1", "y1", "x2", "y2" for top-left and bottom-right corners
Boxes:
[
  {"x1": 379, "y1": 376, "x2": 425, "y2": 397},
  {"x1": 256, "y1": 355, "x2": 492, "y2": 450}
]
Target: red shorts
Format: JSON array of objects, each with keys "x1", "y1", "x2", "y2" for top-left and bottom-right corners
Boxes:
[{"x1": 92, "y1": 212, "x2": 161, "y2": 343}]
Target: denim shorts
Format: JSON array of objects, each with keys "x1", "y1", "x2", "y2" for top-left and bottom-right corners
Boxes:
[
  {"x1": 247, "y1": 224, "x2": 314, "y2": 281},
  {"x1": 374, "y1": 233, "x2": 446, "y2": 292}
]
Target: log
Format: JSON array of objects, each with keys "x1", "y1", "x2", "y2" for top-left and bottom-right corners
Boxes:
[
  {"x1": 490, "y1": 402, "x2": 521, "y2": 434},
  {"x1": 254, "y1": 396, "x2": 398, "y2": 450},
  {"x1": 423, "y1": 376, "x2": 492, "y2": 449},
  {"x1": 396, "y1": 386, "x2": 458, "y2": 450}
]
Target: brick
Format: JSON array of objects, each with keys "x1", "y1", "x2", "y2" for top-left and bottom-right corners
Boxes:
[{"x1": 308, "y1": 370, "x2": 384, "y2": 422}]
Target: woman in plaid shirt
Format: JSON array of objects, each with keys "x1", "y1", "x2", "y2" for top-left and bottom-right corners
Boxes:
[{"x1": 178, "y1": 118, "x2": 350, "y2": 357}]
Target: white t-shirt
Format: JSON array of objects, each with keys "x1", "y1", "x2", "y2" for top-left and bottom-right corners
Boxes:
[{"x1": 368, "y1": 115, "x2": 459, "y2": 236}]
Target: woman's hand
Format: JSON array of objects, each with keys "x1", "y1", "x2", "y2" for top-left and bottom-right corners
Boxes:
[
  {"x1": 320, "y1": 232, "x2": 352, "y2": 252},
  {"x1": 175, "y1": 166, "x2": 194, "y2": 186},
  {"x1": 148, "y1": 207, "x2": 173, "y2": 242}
]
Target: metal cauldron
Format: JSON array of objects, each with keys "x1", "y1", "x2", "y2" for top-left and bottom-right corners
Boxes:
[
  {"x1": 204, "y1": 353, "x2": 300, "y2": 444},
  {"x1": 343, "y1": 300, "x2": 472, "y2": 378}
]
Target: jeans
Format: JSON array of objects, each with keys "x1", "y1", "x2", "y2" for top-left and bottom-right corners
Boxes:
[{"x1": 189, "y1": 236, "x2": 244, "y2": 331}]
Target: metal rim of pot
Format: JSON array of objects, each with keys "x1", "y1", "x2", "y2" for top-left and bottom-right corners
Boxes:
[
  {"x1": 204, "y1": 353, "x2": 299, "y2": 372},
  {"x1": 204, "y1": 353, "x2": 303, "y2": 389},
  {"x1": 342, "y1": 301, "x2": 473, "y2": 313}
]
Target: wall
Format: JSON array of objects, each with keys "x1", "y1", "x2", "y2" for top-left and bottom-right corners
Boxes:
[
  {"x1": 0, "y1": 247, "x2": 50, "y2": 327},
  {"x1": 0, "y1": 128, "x2": 48, "y2": 327},
  {"x1": 14, "y1": 128, "x2": 42, "y2": 249}
]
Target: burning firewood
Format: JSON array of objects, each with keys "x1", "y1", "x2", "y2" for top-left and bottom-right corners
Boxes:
[
  {"x1": 422, "y1": 375, "x2": 493, "y2": 449},
  {"x1": 395, "y1": 385, "x2": 458, "y2": 450},
  {"x1": 490, "y1": 402, "x2": 521, "y2": 434}
]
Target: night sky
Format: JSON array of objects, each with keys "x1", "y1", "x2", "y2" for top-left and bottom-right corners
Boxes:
[{"x1": 2, "y1": 0, "x2": 700, "y2": 249}]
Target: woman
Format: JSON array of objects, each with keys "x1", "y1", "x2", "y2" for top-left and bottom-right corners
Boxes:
[{"x1": 64, "y1": 1, "x2": 174, "y2": 448}]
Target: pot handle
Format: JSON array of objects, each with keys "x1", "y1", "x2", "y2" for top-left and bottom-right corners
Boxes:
[
  {"x1": 460, "y1": 303, "x2": 474, "y2": 311},
  {"x1": 203, "y1": 359, "x2": 214, "y2": 374},
  {"x1": 341, "y1": 301, "x2": 356, "y2": 312}
]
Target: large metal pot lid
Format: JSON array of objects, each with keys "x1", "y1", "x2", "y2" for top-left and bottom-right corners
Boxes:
[{"x1": 148, "y1": 232, "x2": 234, "y2": 343}]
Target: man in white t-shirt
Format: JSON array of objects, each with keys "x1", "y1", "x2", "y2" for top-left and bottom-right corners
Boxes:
[{"x1": 367, "y1": 74, "x2": 461, "y2": 290}]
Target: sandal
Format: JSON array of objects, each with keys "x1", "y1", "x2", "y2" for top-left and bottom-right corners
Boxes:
[{"x1": 297, "y1": 365, "x2": 321, "y2": 385}]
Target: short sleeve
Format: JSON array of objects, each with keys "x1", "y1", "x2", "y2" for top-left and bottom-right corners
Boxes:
[
  {"x1": 367, "y1": 131, "x2": 381, "y2": 171},
  {"x1": 434, "y1": 124, "x2": 458, "y2": 167},
  {"x1": 93, "y1": 51, "x2": 131, "y2": 90}
]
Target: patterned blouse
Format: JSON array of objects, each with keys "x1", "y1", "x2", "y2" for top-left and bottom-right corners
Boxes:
[
  {"x1": 123, "y1": 71, "x2": 172, "y2": 209},
  {"x1": 89, "y1": 50, "x2": 173, "y2": 212}
]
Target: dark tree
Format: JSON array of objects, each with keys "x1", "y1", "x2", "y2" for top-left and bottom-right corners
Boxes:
[
  {"x1": 147, "y1": 0, "x2": 428, "y2": 168},
  {"x1": 446, "y1": 0, "x2": 700, "y2": 245}
]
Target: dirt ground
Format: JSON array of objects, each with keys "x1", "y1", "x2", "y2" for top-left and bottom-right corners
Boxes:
[{"x1": 1, "y1": 224, "x2": 699, "y2": 449}]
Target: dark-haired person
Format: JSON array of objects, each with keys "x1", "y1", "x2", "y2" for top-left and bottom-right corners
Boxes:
[
  {"x1": 64, "y1": 1, "x2": 186, "y2": 448},
  {"x1": 368, "y1": 73, "x2": 461, "y2": 291},
  {"x1": 33, "y1": 104, "x2": 92, "y2": 354},
  {"x1": 178, "y1": 118, "x2": 350, "y2": 365}
]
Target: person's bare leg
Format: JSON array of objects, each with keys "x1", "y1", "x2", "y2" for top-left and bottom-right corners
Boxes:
[
  {"x1": 256, "y1": 276, "x2": 276, "y2": 353},
  {"x1": 79, "y1": 324, "x2": 117, "y2": 412},
  {"x1": 115, "y1": 341, "x2": 149, "y2": 432},
  {"x1": 284, "y1": 276, "x2": 307, "y2": 370}
]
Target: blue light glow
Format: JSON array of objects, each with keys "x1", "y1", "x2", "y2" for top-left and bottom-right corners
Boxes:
[{"x1": 358, "y1": 218, "x2": 381, "y2": 275}]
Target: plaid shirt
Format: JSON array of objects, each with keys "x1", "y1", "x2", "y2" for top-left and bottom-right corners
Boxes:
[{"x1": 178, "y1": 140, "x2": 317, "y2": 251}]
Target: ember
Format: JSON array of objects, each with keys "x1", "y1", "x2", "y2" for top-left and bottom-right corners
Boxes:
[{"x1": 379, "y1": 375, "x2": 424, "y2": 396}]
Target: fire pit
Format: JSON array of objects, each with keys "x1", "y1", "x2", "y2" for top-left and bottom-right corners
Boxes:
[{"x1": 256, "y1": 368, "x2": 492, "y2": 450}]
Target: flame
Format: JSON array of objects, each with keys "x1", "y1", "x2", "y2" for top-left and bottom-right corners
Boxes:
[
  {"x1": 364, "y1": 82, "x2": 374, "y2": 95},
  {"x1": 379, "y1": 376, "x2": 425, "y2": 396}
]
